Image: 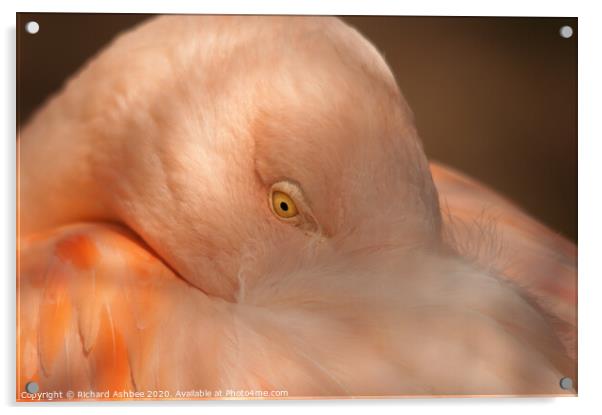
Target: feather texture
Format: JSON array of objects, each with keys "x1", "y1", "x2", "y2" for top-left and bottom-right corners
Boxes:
[{"x1": 17, "y1": 15, "x2": 576, "y2": 400}]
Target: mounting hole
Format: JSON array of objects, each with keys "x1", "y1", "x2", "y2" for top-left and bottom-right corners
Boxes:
[
  {"x1": 25, "y1": 381, "x2": 39, "y2": 394},
  {"x1": 559, "y1": 377, "x2": 573, "y2": 390},
  {"x1": 559, "y1": 25, "x2": 573, "y2": 39},
  {"x1": 25, "y1": 21, "x2": 40, "y2": 35}
]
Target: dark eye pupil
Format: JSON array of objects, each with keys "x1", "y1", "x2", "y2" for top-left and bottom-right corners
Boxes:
[{"x1": 280, "y1": 202, "x2": 289, "y2": 212}]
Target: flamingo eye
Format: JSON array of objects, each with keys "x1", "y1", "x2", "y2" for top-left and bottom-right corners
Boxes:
[
  {"x1": 268, "y1": 181, "x2": 321, "y2": 234},
  {"x1": 271, "y1": 191, "x2": 298, "y2": 219}
]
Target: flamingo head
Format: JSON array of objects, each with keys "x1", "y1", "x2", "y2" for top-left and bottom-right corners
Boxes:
[{"x1": 74, "y1": 16, "x2": 442, "y2": 300}]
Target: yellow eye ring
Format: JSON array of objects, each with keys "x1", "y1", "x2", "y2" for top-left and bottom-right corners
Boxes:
[{"x1": 271, "y1": 190, "x2": 299, "y2": 219}]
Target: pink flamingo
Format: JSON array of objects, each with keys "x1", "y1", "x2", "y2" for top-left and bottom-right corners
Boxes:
[{"x1": 17, "y1": 16, "x2": 576, "y2": 400}]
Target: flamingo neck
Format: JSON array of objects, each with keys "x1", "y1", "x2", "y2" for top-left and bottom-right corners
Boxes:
[{"x1": 18, "y1": 106, "x2": 114, "y2": 237}]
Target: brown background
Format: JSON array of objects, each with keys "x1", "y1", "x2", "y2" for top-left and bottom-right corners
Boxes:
[{"x1": 17, "y1": 14, "x2": 577, "y2": 241}]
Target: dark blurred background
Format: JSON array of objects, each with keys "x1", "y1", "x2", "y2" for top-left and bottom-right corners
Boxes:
[{"x1": 17, "y1": 14, "x2": 577, "y2": 241}]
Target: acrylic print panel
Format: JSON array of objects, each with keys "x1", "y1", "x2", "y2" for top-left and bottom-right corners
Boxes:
[{"x1": 16, "y1": 13, "x2": 577, "y2": 401}]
